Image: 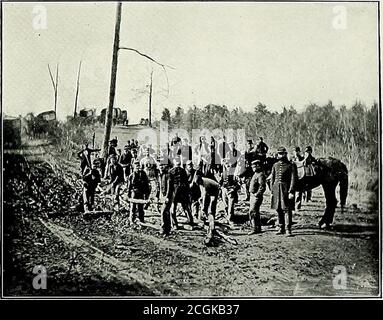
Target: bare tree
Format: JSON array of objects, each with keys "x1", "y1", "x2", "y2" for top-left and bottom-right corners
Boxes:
[
  {"x1": 148, "y1": 69, "x2": 153, "y2": 127},
  {"x1": 47, "y1": 63, "x2": 59, "y2": 119},
  {"x1": 102, "y1": 3, "x2": 174, "y2": 158},
  {"x1": 102, "y1": 2, "x2": 122, "y2": 159},
  {"x1": 73, "y1": 61, "x2": 83, "y2": 118}
]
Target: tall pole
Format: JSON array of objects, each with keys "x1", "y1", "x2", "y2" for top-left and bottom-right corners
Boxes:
[
  {"x1": 74, "y1": 61, "x2": 82, "y2": 118},
  {"x1": 102, "y1": 2, "x2": 122, "y2": 159},
  {"x1": 148, "y1": 70, "x2": 153, "y2": 127},
  {"x1": 54, "y1": 63, "x2": 59, "y2": 119}
]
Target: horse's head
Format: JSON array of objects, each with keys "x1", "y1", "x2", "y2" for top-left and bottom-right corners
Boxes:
[{"x1": 263, "y1": 157, "x2": 278, "y2": 176}]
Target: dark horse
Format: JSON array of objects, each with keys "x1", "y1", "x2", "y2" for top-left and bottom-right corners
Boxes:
[
  {"x1": 236, "y1": 155, "x2": 348, "y2": 227},
  {"x1": 294, "y1": 157, "x2": 348, "y2": 227}
]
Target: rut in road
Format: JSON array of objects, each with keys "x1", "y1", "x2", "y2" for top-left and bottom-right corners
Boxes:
[{"x1": 39, "y1": 218, "x2": 187, "y2": 296}]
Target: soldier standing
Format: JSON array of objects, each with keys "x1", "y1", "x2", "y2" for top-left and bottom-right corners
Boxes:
[
  {"x1": 185, "y1": 160, "x2": 201, "y2": 220},
  {"x1": 82, "y1": 168, "x2": 101, "y2": 212},
  {"x1": 104, "y1": 154, "x2": 124, "y2": 209},
  {"x1": 225, "y1": 141, "x2": 241, "y2": 167},
  {"x1": 169, "y1": 156, "x2": 194, "y2": 229},
  {"x1": 127, "y1": 160, "x2": 150, "y2": 224},
  {"x1": 77, "y1": 142, "x2": 101, "y2": 175},
  {"x1": 270, "y1": 147, "x2": 298, "y2": 236},
  {"x1": 180, "y1": 138, "x2": 193, "y2": 167},
  {"x1": 158, "y1": 160, "x2": 172, "y2": 237},
  {"x1": 303, "y1": 146, "x2": 316, "y2": 201},
  {"x1": 255, "y1": 137, "x2": 269, "y2": 162},
  {"x1": 220, "y1": 159, "x2": 240, "y2": 228},
  {"x1": 244, "y1": 139, "x2": 257, "y2": 201},
  {"x1": 140, "y1": 148, "x2": 159, "y2": 206},
  {"x1": 120, "y1": 145, "x2": 133, "y2": 182},
  {"x1": 248, "y1": 160, "x2": 266, "y2": 235},
  {"x1": 107, "y1": 138, "x2": 118, "y2": 157}
]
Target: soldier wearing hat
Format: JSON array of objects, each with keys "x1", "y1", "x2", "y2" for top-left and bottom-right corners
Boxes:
[
  {"x1": 169, "y1": 156, "x2": 194, "y2": 229},
  {"x1": 248, "y1": 159, "x2": 266, "y2": 235},
  {"x1": 127, "y1": 160, "x2": 150, "y2": 224},
  {"x1": 303, "y1": 146, "x2": 315, "y2": 165},
  {"x1": 270, "y1": 147, "x2": 298, "y2": 236},
  {"x1": 302, "y1": 146, "x2": 316, "y2": 201}
]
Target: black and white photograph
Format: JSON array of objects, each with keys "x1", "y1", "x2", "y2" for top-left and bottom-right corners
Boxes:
[{"x1": 1, "y1": 0, "x2": 381, "y2": 304}]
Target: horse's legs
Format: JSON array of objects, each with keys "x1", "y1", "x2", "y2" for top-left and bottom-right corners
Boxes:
[
  {"x1": 296, "y1": 191, "x2": 303, "y2": 210},
  {"x1": 339, "y1": 173, "x2": 348, "y2": 213},
  {"x1": 320, "y1": 183, "x2": 337, "y2": 226},
  {"x1": 244, "y1": 177, "x2": 250, "y2": 201}
]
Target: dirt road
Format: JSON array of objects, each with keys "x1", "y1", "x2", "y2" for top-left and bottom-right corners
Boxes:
[{"x1": 3, "y1": 141, "x2": 380, "y2": 297}]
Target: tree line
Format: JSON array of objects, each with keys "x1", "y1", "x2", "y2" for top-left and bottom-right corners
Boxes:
[{"x1": 158, "y1": 101, "x2": 379, "y2": 172}]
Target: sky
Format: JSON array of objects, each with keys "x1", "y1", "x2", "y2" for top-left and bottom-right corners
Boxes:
[{"x1": 2, "y1": 1, "x2": 379, "y2": 122}]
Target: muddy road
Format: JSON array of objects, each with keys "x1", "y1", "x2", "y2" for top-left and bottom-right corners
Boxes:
[{"x1": 2, "y1": 141, "x2": 380, "y2": 297}]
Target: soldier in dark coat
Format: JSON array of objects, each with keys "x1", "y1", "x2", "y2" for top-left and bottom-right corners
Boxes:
[
  {"x1": 244, "y1": 139, "x2": 257, "y2": 201},
  {"x1": 169, "y1": 156, "x2": 194, "y2": 229},
  {"x1": 107, "y1": 138, "x2": 118, "y2": 157},
  {"x1": 302, "y1": 146, "x2": 316, "y2": 201},
  {"x1": 270, "y1": 147, "x2": 298, "y2": 236},
  {"x1": 180, "y1": 138, "x2": 193, "y2": 167},
  {"x1": 82, "y1": 168, "x2": 101, "y2": 212},
  {"x1": 218, "y1": 135, "x2": 230, "y2": 160},
  {"x1": 104, "y1": 154, "x2": 124, "y2": 209},
  {"x1": 225, "y1": 141, "x2": 241, "y2": 167},
  {"x1": 127, "y1": 160, "x2": 150, "y2": 224},
  {"x1": 158, "y1": 160, "x2": 173, "y2": 237},
  {"x1": 248, "y1": 160, "x2": 266, "y2": 235},
  {"x1": 255, "y1": 137, "x2": 269, "y2": 162},
  {"x1": 77, "y1": 142, "x2": 101, "y2": 175},
  {"x1": 120, "y1": 145, "x2": 133, "y2": 182}
]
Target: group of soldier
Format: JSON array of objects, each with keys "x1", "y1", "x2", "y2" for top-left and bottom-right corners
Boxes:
[{"x1": 77, "y1": 134, "x2": 316, "y2": 238}]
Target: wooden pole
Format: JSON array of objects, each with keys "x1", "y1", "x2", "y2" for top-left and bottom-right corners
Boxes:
[
  {"x1": 148, "y1": 70, "x2": 153, "y2": 127},
  {"x1": 102, "y1": 2, "x2": 122, "y2": 159},
  {"x1": 54, "y1": 63, "x2": 59, "y2": 119},
  {"x1": 74, "y1": 61, "x2": 82, "y2": 118},
  {"x1": 92, "y1": 132, "x2": 96, "y2": 149}
]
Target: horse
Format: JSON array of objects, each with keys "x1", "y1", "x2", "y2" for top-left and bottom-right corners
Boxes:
[
  {"x1": 294, "y1": 157, "x2": 348, "y2": 227},
  {"x1": 236, "y1": 154, "x2": 348, "y2": 227}
]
